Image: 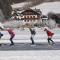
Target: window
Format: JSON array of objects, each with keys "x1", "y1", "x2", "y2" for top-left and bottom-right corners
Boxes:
[
  {"x1": 24, "y1": 16, "x2": 26, "y2": 19},
  {"x1": 27, "y1": 16, "x2": 29, "y2": 18},
  {"x1": 33, "y1": 16, "x2": 35, "y2": 19},
  {"x1": 30, "y1": 16, "x2": 32, "y2": 19},
  {"x1": 27, "y1": 20, "x2": 29, "y2": 22}
]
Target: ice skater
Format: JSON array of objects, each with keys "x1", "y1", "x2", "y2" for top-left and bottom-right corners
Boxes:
[
  {"x1": 44, "y1": 27, "x2": 55, "y2": 45},
  {"x1": 0, "y1": 32, "x2": 3, "y2": 46},
  {"x1": 29, "y1": 28, "x2": 36, "y2": 44},
  {"x1": 7, "y1": 28, "x2": 15, "y2": 46},
  {"x1": 0, "y1": 26, "x2": 4, "y2": 39}
]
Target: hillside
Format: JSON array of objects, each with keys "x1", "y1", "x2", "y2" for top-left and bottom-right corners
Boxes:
[{"x1": 32, "y1": 2, "x2": 60, "y2": 15}]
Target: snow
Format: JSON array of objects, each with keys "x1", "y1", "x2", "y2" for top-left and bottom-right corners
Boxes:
[
  {"x1": 11, "y1": 2, "x2": 31, "y2": 9},
  {"x1": 3, "y1": 20, "x2": 23, "y2": 28},
  {"x1": 32, "y1": 2, "x2": 60, "y2": 15},
  {"x1": 0, "y1": 51, "x2": 60, "y2": 60},
  {"x1": 0, "y1": 22, "x2": 4, "y2": 29}
]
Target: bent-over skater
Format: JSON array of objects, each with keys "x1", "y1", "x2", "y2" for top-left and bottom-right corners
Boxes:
[{"x1": 7, "y1": 28, "x2": 15, "y2": 46}]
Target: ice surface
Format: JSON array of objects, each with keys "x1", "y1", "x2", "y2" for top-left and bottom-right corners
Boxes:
[{"x1": 0, "y1": 28, "x2": 60, "y2": 43}]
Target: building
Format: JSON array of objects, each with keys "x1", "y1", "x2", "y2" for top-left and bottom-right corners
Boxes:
[{"x1": 20, "y1": 9, "x2": 42, "y2": 24}]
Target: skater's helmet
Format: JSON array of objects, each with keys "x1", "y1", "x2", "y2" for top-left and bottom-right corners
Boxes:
[{"x1": 44, "y1": 27, "x2": 49, "y2": 31}]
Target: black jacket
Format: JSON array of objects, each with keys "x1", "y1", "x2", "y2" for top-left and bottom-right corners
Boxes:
[{"x1": 30, "y1": 28, "x2": 36, "y2": 35}]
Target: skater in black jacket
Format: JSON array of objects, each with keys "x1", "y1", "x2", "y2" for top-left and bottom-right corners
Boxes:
[{"x1": 29, "y1": 28, "x2": 36, "y2": 44}]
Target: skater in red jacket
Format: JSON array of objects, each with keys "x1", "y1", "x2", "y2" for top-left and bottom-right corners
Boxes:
[
  {"x1": 44, "y1": 27, "x2": 55, "y2": 45},
  {"x1": 7, "y1": 28, "x2": 15, "y2": 46}
]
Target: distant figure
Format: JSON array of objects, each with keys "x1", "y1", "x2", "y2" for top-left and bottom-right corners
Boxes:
[
  {"x1": 0, "y1": 22, "x2": 4, "y2": 46},
  {"x1": 44, "y1": 27, "x2": 55, "y2": 45},
  {"x1": 0, "y1": 32, "x2": 3, "y2": 38},
  {"x1": 29, "y1": 28, "x2": 36, "y2": 44},
  {"x1": 0, "y1": 32, "x2": 3, "y2": 46},
  {"x1": 7, "y1": 28, "x2": 15, "y2": 46}
]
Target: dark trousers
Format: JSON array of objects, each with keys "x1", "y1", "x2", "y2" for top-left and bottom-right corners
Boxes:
[
  {"x1": 30, "y1": 36, "x2": 34, "y2": 44},
  {"x1": 10, "y1": 35, "x2": 14, "y2": 44},
  {"x1": 47, "y1": 38, "x2": 54, "y2": 45}
]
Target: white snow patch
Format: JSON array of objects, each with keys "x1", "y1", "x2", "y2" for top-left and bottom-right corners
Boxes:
[
  {"x1": 11, "y1": 2, "x2": 31, "y2": 9},
  {"x1": 32, "y1": 2, "x2": 60, "y2": 15}
]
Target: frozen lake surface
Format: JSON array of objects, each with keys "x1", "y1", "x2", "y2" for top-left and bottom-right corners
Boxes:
[{"x1": 0, "y1": 28, "x2": 60, "y2": 60}]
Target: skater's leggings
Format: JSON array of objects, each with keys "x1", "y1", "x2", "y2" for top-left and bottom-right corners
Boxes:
[
  {"x1": 47, "y1": 38, "x2": 54, "y2": 44},
  {"x1": 10, "y1": 35, "x2": 15, "y2": 44}
]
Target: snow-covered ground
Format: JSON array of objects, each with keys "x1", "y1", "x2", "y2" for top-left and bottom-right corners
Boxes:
[
  {"x1": 11, "y1": 2, "x2": 31, "y2": 9},
  {"x1": 0, "y1": 51, "x2": 60, "y2": 60}
]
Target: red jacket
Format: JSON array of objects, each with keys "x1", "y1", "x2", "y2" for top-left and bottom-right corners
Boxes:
[
  {"x1": 7, "y1": 29, "x2": 15, "y2": 36},
  {"x1": 46, "y1": 30, "x2": 54, "y2": 36}
]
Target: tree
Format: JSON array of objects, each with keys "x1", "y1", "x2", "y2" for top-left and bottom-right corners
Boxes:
[{"x1": 0, "y1": 0, "x2": 12, "y2": 19}]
